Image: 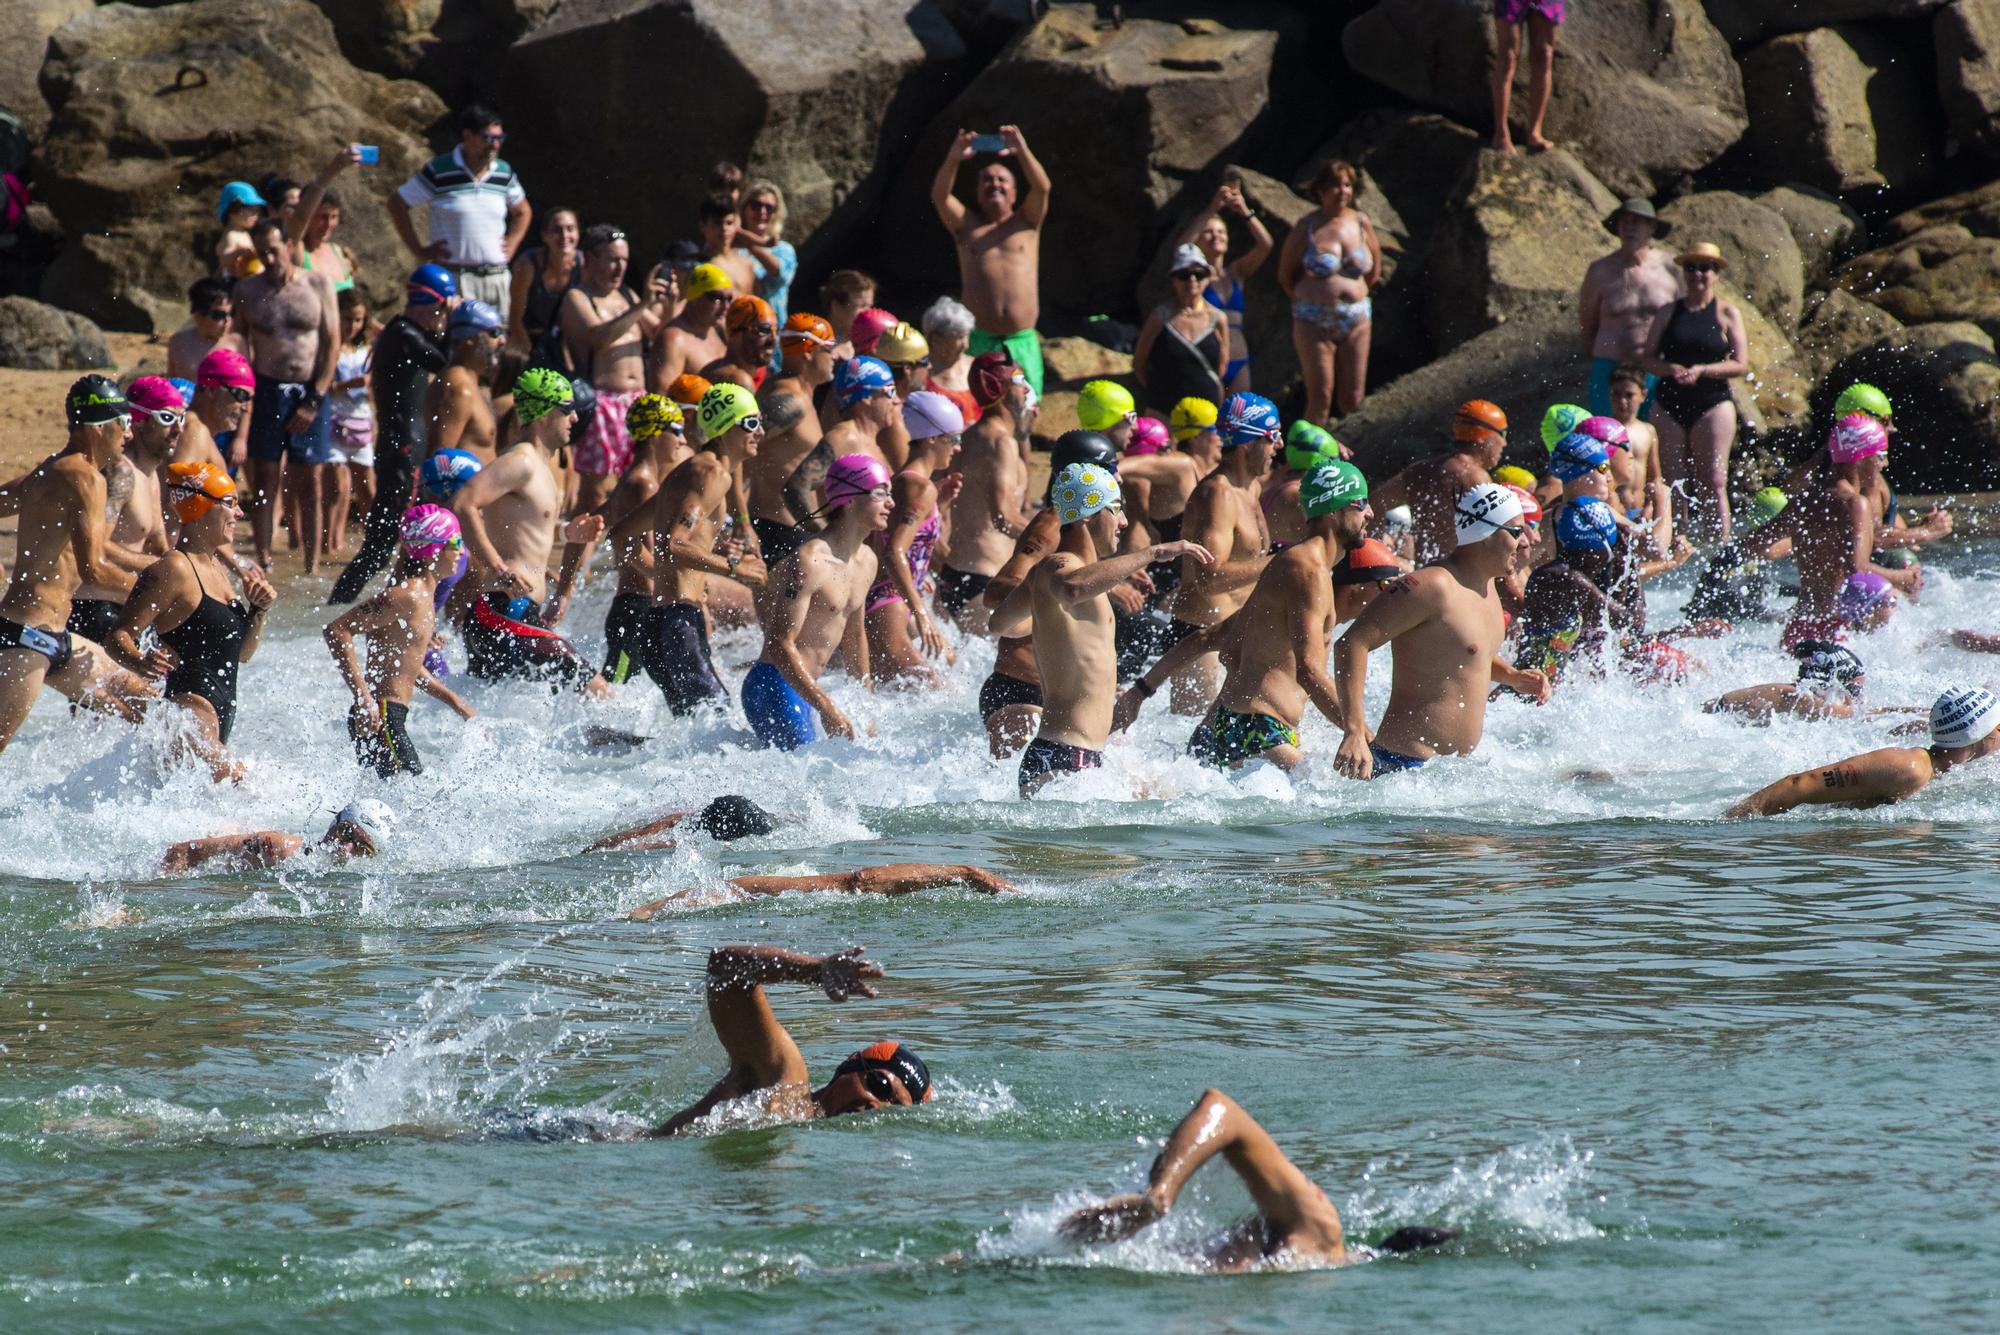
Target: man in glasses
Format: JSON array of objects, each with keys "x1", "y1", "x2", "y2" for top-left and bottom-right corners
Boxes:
[
  {"x1": 66, "y1": 377, "x2": 182, "y2": 644},
  {"x1": 166, "y1": 277, "x2": 247, "y2": 382},
  {"x1": 426, "y1": 299, "x2": 507, "y2": 458},
  {"x1": 1366, "y1": 398, "x2": 1509, "y2": 564},
  {"x1": 1114, "y1": 462, "x2": 1374, "y2": 773},
  {"x1": 1579, "y1": 198, "x2": 1677, "y2": 418},
  {"x1": 0, "y1": 377, "x2": 157, "y2": 753},
  {"x1": 704, "y1": 294, "x2": 778, "y2": 392},
  {"x1": 1333, "y1": 483, "x2": 1550, "y2": 778},
  {"x1": 176, "y1": 348, "x2": 256, "y2": 477},
  {"x1": 389, "y1": 102, "x2": 529, "y2": 312}
]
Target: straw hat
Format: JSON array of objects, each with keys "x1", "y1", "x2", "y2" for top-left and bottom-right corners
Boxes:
[{"x1": 1675, "y1": 240, "x2": 1728, "y2": 270}]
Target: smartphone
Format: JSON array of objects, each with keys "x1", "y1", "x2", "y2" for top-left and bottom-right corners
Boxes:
[
  {"x1": 970, "y1": 133, "x2": 1006, "y2": 154},
  {"x1": 353, "y1": 144, "x2": 379, "y2": 164}
]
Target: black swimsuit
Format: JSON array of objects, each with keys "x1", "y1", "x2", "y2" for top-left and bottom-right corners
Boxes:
[
  {"x1": 1652, "y1": 299, "x2": 1734, "y2": 429},
  {"x1": 162, "y1": 554, "x2": 250, "y2": 743}
]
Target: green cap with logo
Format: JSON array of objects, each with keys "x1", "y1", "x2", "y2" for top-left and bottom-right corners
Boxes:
[{"x1": 1300, "y1": 460, "x2": 1368, "y2": 518}]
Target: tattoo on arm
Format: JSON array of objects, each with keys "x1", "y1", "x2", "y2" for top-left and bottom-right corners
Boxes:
[{"x1": 764, "y1": 395, "x2": 805, "y2": 432}]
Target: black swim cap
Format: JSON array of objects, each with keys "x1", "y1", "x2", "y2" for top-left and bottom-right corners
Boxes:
[
  {"x1": 833, "y1": 1040, "x2": 932, "y2": 1103},
  {"x1": 1793, "y1": 641, "x2": 1864, "y2": 692},
  {"x1": 1375, "y1": 1225, "x2": 1459, "y2": 1254},
  {"x1": 688, "y1": 795, "x2": 775, "y2": 842},
  {"x1": 67, "y1": 374, "x2": 129, "y2": 427},
  {"x1": 1051, "y1": 429, "x2": 1118, "y2": 475}
]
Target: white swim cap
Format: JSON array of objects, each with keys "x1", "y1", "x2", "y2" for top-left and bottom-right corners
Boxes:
[
  {"x1": 1382, "y1": 504, "x2": 1413, "y2": 536},
  {"x1": 1929, "y1": 687, "x2": 2000, "y2": 749},
  {"x1": 334, "y1": 798, "x2": 397, "y2": 849},
  {"x1": 1454, "y1": 483, "x2": 1525, "y2": 547}
]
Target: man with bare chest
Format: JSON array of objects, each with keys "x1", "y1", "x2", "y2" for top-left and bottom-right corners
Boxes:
[
  {"x1": 562, "y1": 225, "x2": 670, "y2": 513},
  {"x1": 67, "y1": 377, "x2": 181, "y2": 642},
  {"x1": 1369, "y1": 400, "x2": 1509, "y2": 564},
  {"x1": 1578, "y1": 200, "x2": 1680, "y2": 418},
  {"x1": 931, "y1": 126, "x2": 1050, "y2": 398},
  {"x1": 747, "y1": 313, "x2": 836, "y2": 567},
  {"x1": 936, "y1": 351, "x2": 1032, "y2": 631},
  {"x1": 233, "y1": 217, "x2": 338, "y2": 568},
  {"x1": 426, "y1": 300, "x2": 505, "y2": 460}
]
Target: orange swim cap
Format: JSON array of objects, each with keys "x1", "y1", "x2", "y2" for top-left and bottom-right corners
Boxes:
[
  {"x1": 1453, "y1": 399, "x2": 1508, "y2": 442},
  {"x1": 725, "y1": 294, "x2": 775, "y2": 334},
  {"x1": 779, "y1": 312, "x2": 834, "y2": 348},
  {"x1": 666, "y1": 374, "x2": 712, "y2": 407},
  {"x1": 166, "y1": 460, "x2": 235, "y2": 523}
]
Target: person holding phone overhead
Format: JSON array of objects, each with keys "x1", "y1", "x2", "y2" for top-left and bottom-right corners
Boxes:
[{"x1": 931, "y1": 126, "x2": 1051, "y2": 398}]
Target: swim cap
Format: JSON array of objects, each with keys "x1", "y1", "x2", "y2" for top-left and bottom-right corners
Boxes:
[
  {"x1": 420, "y1": 448, "x2": 483, "y2": 500},
  {"x1": 1128, "y1": 416, "x2": 1170, "y2": 456},
  {"x1": 568, "y1": 376, "x2": 597, "y2": 430},
  {"x1": 1503, "y1": 483, "x2": 1543, "y2": 526},
  {"x1": 725, "y1": 294, "x2": 775, "y2": 335},
  {"x1": 1540, "y1": 403, "x2": 1588, "y2": 451},
  {"x1": 686, "y1": 795, "x2": 776, "y2": 841},
  {"x1": 126, "y1": 376, "x2": 183, "y2": 414},
  {"x1": 334, "y1": 798, "x2": 396, "y2": 850},
  {"x1": 1550, "y1": 431, "x2": 1611, "y2": 481},
  {"x1": 1170, "y1": 396, "x2": 1219, "y2": 442},
  {"x1": 1555, "y1": 495, "x2": 1619, "y2": 551},
  {"x1": 1051, "y1": 429, "x2": 1118, "y2": 475},
  {"x1": 1077, "y1": 380, "x2": 1136, "y2": 432},
  {"x1": 626, "y1": 393, "x2": 682, "y2": 442},
  {"x1": 216, "y1": 180, "x2": 267, "y2": 220},
  {"x1": 1828, "y1": 412, "x2": 1889, "y2": 464},
  {"x1": 683, "y1": 263, "x2": 734, "y2": 303},
  {"x1": 66, "y1": 374, "x2": 128, "y2": 427},
  {"x1": 1745, "y1": 486, "x2": 1788, "y2": 529},
  {"x1": 447, "y1": 299, "x2": 503, "y2": 342},
  {"x1": 1219, "y1": 391, "x2": 1281, "y2": 447},
  {"x1": 834, "y1": 355, "x2": 896, "y2": 407},
  {"x1": 196, "y1": 347, "x2": 255, "y2": 391},
  {"x1": 513, "y1": 366, "x2": 575, "y2": 424},
  {"x1": 1875, "y1": 546, "x2": 1917, "y2": 571},
  {"x1": 1835, "y1": 570, "x2": 1894, "y2": 624},
  {"x1": 969, "y1": 350, "x2": 1014, "y2": 407},
  {"x1": 698, "y1": 381, "x2": 760, "y2": 439},
  {"x1": 1381, "y1": 504, "x2": 1413, "y2": 536},
  {"x1": 165, "y1": 460, "x2": 235, "y2": 522},
  {"x1": 1453, "y1": 399, "x2": 1508, "y2": 443},
  {"x1": 1300, "y1": 460, "x2": 1368, "y2": 518},
  {"x1": 1793, "y1": 641, "x2": 1865, "y2": 693},
  {"x1": 1283, "y1": 420, "x2": 1342, "y2": 471},
  {"x1": 850, "y1": 306, "x2": 898, "y2": 354},
  {"x1": 779, "y1": 312, "x2": 835, "y2": 349},
  {"x1": 666, "y1": 373, "x2": 712, "y2": 408},
  {"x1": 902, "y1": 389, "x2": 964, "y2": 441},
  {"x1": 1835, "y1": 381, "x2": 1893, "y2": 421},
  {"x1": 1334, "y1": 538, "x2": 1402, "y2": 586},
  {"x1": 406, "y1": 262, "x2": 456, "y2": 306},
  {"x1": 823, "y1": 452, "x2": 892, "y2": 509},
  {"x1": 399, "y1": 503, "x2": 461, "y2": 559},
  {"x1": 1578, "y1": 415, "x2": 1629, "y2": 452},
  {"x1": 875, "y1": 321, "x2": 929, "y2": 366},
  {"x1": 1929, "y1": 686, "x2": 2000, "y2": 749},
  {"x1": 833, "y1": 1040, "x2": 932, "y2": 1104},
  {"x1": 165, "y1": 377, "x2": 196, "y2": 407},
  {"x1": 1052, "y1": 462, "x2": 1120, "y2": 525},
  {"x1": 1491, "y1": 464, "x2": 1538, "y2": 490}
]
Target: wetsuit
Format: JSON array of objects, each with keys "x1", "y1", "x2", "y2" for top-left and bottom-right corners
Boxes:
[
  {"x1": 161, "y1": 554, "x2": 250, "y2": 743},
  {"x1": 642, "y1": 600, "x2": 727, "y2": 715},
  {"x1": 601, "y1": 591, "x2": 653, "y2": 685},
  {"x1": 464, "y1": 593, "x2": 593, "y2": 689},
  {"x1": 330, "y1": 314, "x2": 447, "y2": 603},
  {"x1": 1652, "y1": 300, "x2": 1733, "y2": 429}
]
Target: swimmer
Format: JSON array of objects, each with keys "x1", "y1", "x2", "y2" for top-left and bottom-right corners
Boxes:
[
  {"x1": 60, "y1": 376, "x2": 180, "y2": 643},
  {"x1": 426, "y1": 299, "x2": 506, "y2": 462},
  {"x1": 1333, "y1": 537, "x2": 1404, "y2": 622},
  {"x1": 1077, "y1": 380, "x2": 1139, "y2": 454},
  {"x1": 1369, "y1": 399, "x2": 1508, "y2": 563},
  {"x1": 647, "y1": 944, "x2": 936, "y2": 1136},
  {"x1": 647, "y1": 260, "x2": 731, "y2": 395},
  {"x1": 935, "y1": 350, "x2": 1034, "y2": 633},
  {"x1": 822, "y1": 355, "x2": 903, "y2": 469},
  {"x1": 1683, "y1": 486, "x2": 1787, "y2": 625},
  {"x1": 990, "y1": 462, "x2": 1212, "y2": 796},
  {"x1": 865, "y1": 393, "x2": 962, "y2": 686},
  {"x1": 704, "y1": 294, "x2": 778, "y2": 390},
  {"x1": 626, "y1": 864, "x2": 1019, "y2": 919},
  {"x1": 1334, "y1": 484, "x2": 1550, "y2": 778},
  {"x1": 1702, "y1": 642, "x2": 1909, "y2": 724},
  {"x1": 1828, "y1": 382, "x2": 1954, "y2": 554},
  {"x1": 1058, "y1": 1088, "x2": 1454, "y2": 1271},
  {"x1": 1261, "y1": 421, "x2": 1346, "y2": 550},
  {"x1": 1600, "y1": 369, "x2": 1671, "y2": 553},
  {"x1": 325, "y1": 505, "x2": 476, "y2": 778},
  {"x1": 159, "y1": 798, "x2": 395, "y2": 873},
  {"x1": 583, "y1": 794, "x2": 777, "y2": 853},
  {"x1": 746, "y1": 313, "x2": 836, "y2": 566},
  {"x1": 1723, "y1": 687, "x2": 2000, "y2": 817}
]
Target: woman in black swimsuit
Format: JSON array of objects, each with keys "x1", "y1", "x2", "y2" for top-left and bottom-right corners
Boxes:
[
  {"x1": 106, "y1": 461, "x2": 277, "y2": 782},
  {"x1": 1133, "y1": 245, "x2": 1229, "y2": 416},
  {"x1": 506, "y1": 205, "x2": 580, "y2": 373},
  {"x1": 1641, "y1": 240, "x2": 1748, "y2": 542}
]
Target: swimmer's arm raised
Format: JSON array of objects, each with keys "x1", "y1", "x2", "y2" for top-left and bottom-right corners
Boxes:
[
  {"x1": 702, "y1": 945, "x2": 879, "y2": 1091},
  {"x1": 585, "y1": 810, "x2": 689, "y2": 855},
  {"x1": 1051, "y1": 542, "x2": 1210, "y2": 608}
]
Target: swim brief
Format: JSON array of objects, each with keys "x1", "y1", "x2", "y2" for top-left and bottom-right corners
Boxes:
[
  {"x1": 1188, "y1": 706, "x2": 1300, "y2": 769},
  {"x1": 352, "y1": 700, "x2": 423, "y2": 778},
  {"x1": 1017, "y1": 735, "x2": 1103, "y2": 796},
  {"x1": 1780, "y1": 613, "x2": 1846, "y2": 655},
  {"x1": 936, "y1": 564, "x2": 993, "y2": 619},
  {"x1": 1587, "y1": 357, "x2": 1655, "y2": 421},
  {"x1": 1368, "y1": 741, "x2": 1429, "y2": 775},
  {"x1": 574, "y1": 387, "x2": 641, "y2": 477},
  {"x1": 464, "y1": 593, "x2": 593, "y2": 690},
  {"x1": 967, "y1": 327, "x2": 1044, "y2": 399},
  {"x1": 0, "y1": 616, "x2": 73, "y2": 673},
  {"x1": 601, "y1": 590, "x2": 653, "y2": 684},
  {"x1": 741, "y1": 660, "x2": 818, "y2": 750},
  {"x1": 750, "y1": 517, "x2": 811, "y2": 568},
  {"x1": 642, "y1": 599, "x2": 728, "y2": 716},
  {"x1": 65, "y1": 598, "x2": 122, "y2": 644},
  {"x1": 978, "y1": 669, "x2": 1044, "y2": 724}
]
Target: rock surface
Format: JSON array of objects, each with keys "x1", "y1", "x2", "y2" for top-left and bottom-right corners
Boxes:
[
  {"x1": 0, "y1": 0, "x2": 93, "y2": 141},
  {"x1": 1705, "y1": 0, "x2": 1952, "y2": 50},
  {"x1": 34, "y1": 0, "x2": 443, "y2": 332},
  {"x1": 1659, "y1": 191, "x2": 1804, "y2": 331},
  {"x1": 1936, "y1": 0, "x2": 2000, "y2": 163},
  {"x1": 1754, "y1": 185, "x2": 1866, "y2": 282},
  {"x1": 1737, "y1": 26, "x2": 1941, "y2": 196},
  {"x1": 311, "y1": 0, "x2": 555, "y2": 104},
  {"x1": 1794, "y1": 289, "x2": 1904, "y2": 383},
  {"x1": 1834, "y1": 180, "x2": 2000, "y2": 340},
  {"x1": 0, "y1": 293, "x2": 109, "y2": 369}
]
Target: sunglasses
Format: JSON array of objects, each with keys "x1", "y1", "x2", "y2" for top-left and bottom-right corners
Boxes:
[
  {"x1": 1171, "y1": 269, "x2": 1209, "y2": 280},
  {"x1": 1683, "y1": 262, "x2": 1719, "y2": 274},
  {"x1": 743, "y1": 200, "x2": 777, "y2": 213},
  {"x1": 888, "y1": 358, "x2": 931, "y2": 370},
  {"x1": 481, "y1": 131, "x2": 506, "y2": 144},
  {"x1": 859, "y1": 1069, "x2": 906, "y2": 1103},
  {"x1": 142, "y1": 408, "x2": 186, "y2": 427},
  {"x1": 222, "y1": 386, "x2": 253, "y2": 403},
  {"x1": 199, "y1": 307, "x2": 230, "y2": 321}
]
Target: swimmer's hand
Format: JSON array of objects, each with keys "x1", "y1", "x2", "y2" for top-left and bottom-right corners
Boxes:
[
  {"x1": 730, "y1": 553, "x2": 768, "y2": 589},
  {"x1": 495, "y1": 568, "x2": 533, "y2": 598},
  {"x1": 1334, "y1": 729, "x2": 1374, "y2": 780},
  {"x1": 961, "y1": 867, "x2": 1020, "y2": 895},
  {"x1": 820, "y1": 703, "x2": 856, "y2": 741},
  {"x1": 816, "y1": 947, "x2": 882, "y2": 1002},
  {"x1": 914, "y1": 608, "x2": 948, "y2": 659},
  {"x1": 1060, "y1": 1191, "x2": 1162, "y2": 1244},
  {"x1": 139, "y1": 643, "x2": 179, "y2": 677},
  {"x1": 1107, "y1": 582, "x2": 1146, "y2": 614},
  {"x1": 1111, "y1": 687, "x2": 1147, "y2": 734},
  {"x1": 240, "y1": 564, "x2": 278, "y2": 611},
  {"x1": 1151, "y1": 539, "x2": 1215, "y2": 567},
  {"x1": 563, "y1": 514, "x2": 604, "y2": 545}
]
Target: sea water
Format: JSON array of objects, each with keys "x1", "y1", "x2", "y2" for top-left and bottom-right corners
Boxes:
[{"x1": 2, "y1": 544, "x2": 1998, "y2": 1332}]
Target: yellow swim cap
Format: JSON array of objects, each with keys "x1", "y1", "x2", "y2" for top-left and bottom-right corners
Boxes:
[
  {"x1": 1169, "y1": 396, "x2": 1218, "y2": 442},
  {"x1": 1492, "y1": 464, "x2": 1538, "y2": 490},
  {"x1": 1077, "y1": 380, "x2": 1136, "y2": 432},
  {"x1": 684, "y1": 263, "x2": 734, "y2": 303}
]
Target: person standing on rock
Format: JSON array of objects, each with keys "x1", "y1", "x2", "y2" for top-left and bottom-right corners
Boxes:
[
  {"x1": 1640, "y1": 240, "x2": 1748, "y2": 543},
  {"x1": 931, "y1": 125, "x2": 1051, "y2": 399},
  {"x1": 1490, "y1": 0, "x2": 1562, "y2": 154},
  {"x1": 1278, "y1": 160, "x2": 1380, "y2": 425},
  {"x1": 388, "y1": 103, "x2": 530, "y2": 312},
  {"x1": 1167, "y1": 176, "x2": 1273, "y2": 395},
  {"x1": 1578, "y1": 199, "x2": 1680, "y2": 418}
]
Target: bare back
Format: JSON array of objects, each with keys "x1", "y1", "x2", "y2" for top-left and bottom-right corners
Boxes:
[
  {"x1": 1, "y1": 454, "x2": 102, "y2": 629},
  {"x1": 749, "y1": 377, "x2": 822, "y2": 526}
]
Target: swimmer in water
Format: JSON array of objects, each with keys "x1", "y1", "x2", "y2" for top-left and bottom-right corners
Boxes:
[
  {"x1": 1058, "y1": 1087, "x2": 1455, "y2": 1270},
  {"x1": 647, "y1": 944, "x2": 937, "y2": 1136},
  {"x1": 1705, "y1": 642, "x2": 1921, "y2": 725},
  {"x1": 583, "y1": 794, "x2": 777, "y2": 853},
  {"x1": 625, "y1": 863, "x2": 1019, "y2": 918},
  {"x1": 1367, "y1": 399, "x2": 1508, "y2": 563},
  {"x1": 1722, "y1": 687, "x2": 2000, "y2": 817},
  {"x1": 159, "y1": 798, "x2": 395, "y2": 873}
]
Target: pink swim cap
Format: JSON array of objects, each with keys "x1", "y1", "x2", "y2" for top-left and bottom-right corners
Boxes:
[
  {"x1": 1577, "y1": 415, "x2": 1629, "y2": 452},
  {"x1": 399, "y1": 503, "x2": 461, "y2": 559},
  {"x1": 126, "y1": 376, "x2": 183, "y2": 413},
  {"x1": 196, "y1": 347, "x2": 255, "y2": 391},
  {"x1": 1128, "y1": 415, "x2": 1170, "y2": 455},
  {"x1": 849, "y1": 307, "x2": 898, "y2": 355},
  {"x1": 1828, "y1": 411, "x2": 1889, "y2": 463},
  {"x1": 823, "y1": 453, "x2": 892, "y2": 510}
]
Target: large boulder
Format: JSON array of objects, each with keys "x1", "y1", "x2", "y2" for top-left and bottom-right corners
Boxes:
[
  {"x1": 1728, "y1": 283, "x2": 1811, "y2": 433},
  {"x1": 1754, "y1": 184, "x2": 1867, "y2": 281},
  {"x1": 0, "y1": 0, "x2": 92, "y2": 141},
  {"x1": 35, "y1": 0, "x2": 444, "y2": 332},
  {"x1": 1659, "y1": 192, "x2": 1805, "y2": 331},
  {"x1": 1339, "y1": 0, "x2": 1745, "y2": 198},
  {"x1": 0, "y1": 294, "x2": 109, "y2": 369},
  {"x1": 503, "y1": 0, "x2": 968, "y2": 290},
  {"x1": 1936, "y1": 0, "x2": 2000, "y2": 163},
  {"x1": 1736, "y1": 26, "x2": 1942, "y2": 196},
  {"x1": 1817, "y1": 329, "x2": 2000, "y2": 490},
  {"x1": 879, "y1": 6, "x2": 1299, "y2": 323},
  {"x1": 1420, "y1": 147, "x2": 1617, "y2": 356},
  {"x1": 1705, "y1": 0, "x2": 1951, "y2": 49},
  {"x1": 1793, "y1": 288, "x2": 1904, "y2": 382},
  {"x1": 1833, "y1": 179, "x2": 2000, "y2": 340},
  {"x1": 311, "y1": 0, "x2": 555, "y2": 104}
]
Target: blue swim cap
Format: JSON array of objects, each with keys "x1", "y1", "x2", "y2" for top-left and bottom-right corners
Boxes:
[
  {"x1": 165, "y1": 377, "x2": 196, "y2": 407},
  {"x1": 407, "y1": 263, "x2": 457, "y2": 306},
  {"x1": 448, "y1": 299, "x2": 503, "y2": 339},
  {"x1": 420, "y1": 448, "x2": 483, "y2": 500},
  {"x1": 215, "y1": 180, "x2": 266, "y2": 221},
  {"x1": 1556, "y1": 496, "x2": 1619, "y2": 551},
  {"x1": 834, "y1": 355, "x2": 895, "y2": 407},
  {"x1": 1219, "y1": 391, "x2": 1281, "y2": 447},
  {"x1": 1549, "y1": 430, "x2": 1611, "y2": 482}
]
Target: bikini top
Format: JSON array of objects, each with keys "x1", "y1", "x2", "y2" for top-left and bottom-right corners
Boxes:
[{"x1": 1302, "y1": 229, "x2": 1372, "y2": 280}]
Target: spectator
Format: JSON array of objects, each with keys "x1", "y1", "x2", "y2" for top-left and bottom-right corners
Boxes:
[
  {"x1": 931, "y1": 125, "x2": 1051, "y2": 398},
  {"x1": 507, "y1": 204, "x2": 580, "y2": 370},
  {"x1": 1578, "y1": 199, "x2": 1679, "y2": 419},
  {"x1": 289, "y1": 147, "x2": 364, "y2": 296},
  {"x1": 707, "y1": 159, "x2": 746, "y2": 206},
  {"x1": 1134, "y1": 244, "x2": 1227, "y2": 417},
  {"x1": 1640, "y1": 241, "x2": 1749, "y2": 542},
  {"x1": 698, "y1": 192, "x2": 757, "y2": 294},
  {"x1": 213, "y1": 181, "x2": 266, "y2": 280},
  {"x1": 325, "y1": 289, "x2": 375, "y2": 553},
  {"x1": 1167, "y1": 175, "x2": 1272, "y2": 394},
  {"x1": 1491, "y1": 1, "x2": 1562, "y2": 154},
  {"x1": 560, "y1": 224, "x2": 670, "y2": 512},
  {"x1": 388, "y1": 102, "x2": 530, "y2": 311},
  {"x1": 920, "y1": 297, "x2": 980, "y2": 425},
  {"x1": 821, "y1": 269, "x2": 877, "y2": 354},
  {"x1": 1278, "y1": 160, "x2": 1380, "y2": 426},
  {"x1": 166, "y1": 277, "x2": 247, "y2": 381},
  {"x1": 740, "y1": 179, "x2": 798, "y2": 332}
]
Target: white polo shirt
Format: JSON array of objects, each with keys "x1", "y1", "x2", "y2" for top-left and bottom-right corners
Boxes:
[{"x1": 395, "y1": 146, "x2": 525, "y2": 270}]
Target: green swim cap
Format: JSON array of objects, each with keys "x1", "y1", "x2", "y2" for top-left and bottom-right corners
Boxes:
[
  {"x1": 1077, "y1": 380, "x2": 1136, "y2": 432},
  {"x1": 1541, "y1": 403, "x2": 1588, "y2": 452},
  {"x1": 1284, "y1": 421, "x2": 1343, "y2": 471},
  {"x1": 1834, "y1": 382, "x2": 1892, "y2": 421},
  {"x1": 1746, "y1": 485, "x2": 1787, "y2": 529},
  {"x1": 697, "y1": 382, "x2": 759, "y2": 439},
  {"x1": 1300, "y1": 460, "x2": 1368, "y2": 518},
  {"x1": 514, "y1": 366, "x2": 574, "y2": 424}
]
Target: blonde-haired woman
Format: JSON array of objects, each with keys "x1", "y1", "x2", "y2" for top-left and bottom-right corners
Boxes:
[{"x1": 739, "y1": 179, "x2": 799, "y2": 330}]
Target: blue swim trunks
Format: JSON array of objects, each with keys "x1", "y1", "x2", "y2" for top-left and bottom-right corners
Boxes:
[
  {"x1": 741, "y1": 660, "x2": 818, "y2": 750},
  {"x1": 1369, "y1": 741, "x2": 1430, "y2": 775}
]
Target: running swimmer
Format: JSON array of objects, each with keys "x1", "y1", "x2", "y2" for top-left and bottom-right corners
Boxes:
[
  {"x1": 935, "y1": 351, "x2": 1033, "y2": 633},
  {"x1": 746, "y1": 313, "x2": 836, "y2": 567},
  {"x1": 823, "y1": 355, "x2": 903, "y2": 469},
  {"x1": 1723, "y1": 687, "x2": 2000, "y2": 817},
  {"x1": 649, "y1": 261, "x2": 732, "y2": 394},
  {"x1": 1261, "y1": 421, "x2": 1346, "y2": 550},
  {"x1": 587, "y1": 395, "x2": 684, "y2": 684},
  {"x1": 62, "y1": 376, "x2": 180, "y2": 642},
  {"x1": 865, "y1": 392, "x2": 963, "y2": 687},
  {"x1": 705, "y1": 294, "x2": 778, "y2": 390},
  {"x1": 1703, "y1": 642, "x2": 1912, "y2": 725},
  {"x1": 1369, "y1": 399, "x2": 1509, "y2": 563},
  {"x1": 159, "y1": 799, "x2": 395, "y2": 873},
  {"x1": 425, "y1": 299, "x2": 506, "y2": 461},
  {"x1": 174, "y1": 349, "x2": 256, "y2": 478}
]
